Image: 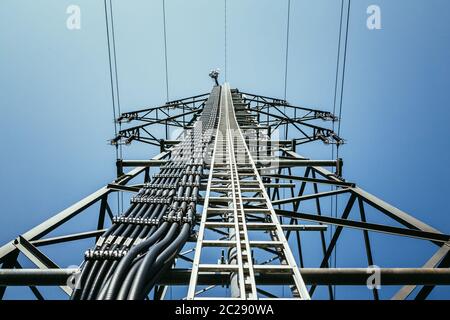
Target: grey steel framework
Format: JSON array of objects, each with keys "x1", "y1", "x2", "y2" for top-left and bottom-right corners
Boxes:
[{"x1": 1, "y1": 84, "x2": 449, "y2": 300}]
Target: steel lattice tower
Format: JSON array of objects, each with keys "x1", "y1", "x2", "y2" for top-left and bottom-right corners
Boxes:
[{"x1": 1, "y1": 84, "x2": 449, "y2": 300}]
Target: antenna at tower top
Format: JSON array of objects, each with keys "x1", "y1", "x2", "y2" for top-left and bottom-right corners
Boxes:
[{"x1": 209, "y1": 68, "x2": 220, "y2": 86}]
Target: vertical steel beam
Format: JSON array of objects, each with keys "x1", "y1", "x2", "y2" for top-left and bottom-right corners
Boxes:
[{"x1": 358, "y1": 197, "x2": 379, "y2": 300}]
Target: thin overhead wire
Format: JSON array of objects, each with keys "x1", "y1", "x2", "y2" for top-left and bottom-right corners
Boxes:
[
  {"x1": 104, "y1": 0, "x2": 118, "y2": 161},
  {"x1": 282, "y1": 2, "x2": 291, "y2": 269},
  {"x1": 162, "y1": 0, "x2": 169, "y2": 101},
  {"x1": 109, "y1": 1, "x2": 121, "y2": 117},
  {"x1": 283, "y1": 0, "x2": 291, "y2": 101},
  {"x1": 336, "y1": 0, "x2": 351, "y2": 158},
  {"x1": 330, "y1": 0, "x2": 345, "y2": 272},
  {"x1": 224, "y1": 0, "x2": 227, "y2": 82},
  {"x1": 104, "y1": 0, "x2": 123, "y2": 213},
  {"x1": 332, "y1": 0, "x2": 352, "y2": 298},
  {"x1": 108, "y1": 0, "x2": 124, "y2": 212},
  {"x1": 331, "y1": 0, "x2": 345, "y2": 160}
]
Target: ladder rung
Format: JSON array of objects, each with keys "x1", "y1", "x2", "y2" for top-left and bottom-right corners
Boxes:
[
  {"x1": 239, "y1": 189, "x2": 262, "y2": 193},
  {"x1": 205, "y1": 222, "x2": 234, "y2": 228},
  {"x1": 244, "y1": 208, "x2": 270, "y2": 213},
  {"x1": 198, "y1": 264, "x2": 239, "y2": 271},
  {"x1": 253, "y1": 265, "x2": 293, "y2": 273},
  {"x1": 241, "y1": 197, "x2": 266, "y2": 202},
  {"x1": 209, "y1": 197, "x2": 232, "y2": 202},
  {"x1": 210, "y1": 187, "x2": 231, "y2": 192},
  {"x1": 246, "y1": 223, "x2": 276, "y2": 230},
  {"x1": 249, "y1": 240, "x2": 284, "y2": 248},
  {"x1": 202, "y1": 240, "x2": 235, "y2": 247},
  {"x1": 206, "y1": 207, "x2": 231, "y2": 212}
]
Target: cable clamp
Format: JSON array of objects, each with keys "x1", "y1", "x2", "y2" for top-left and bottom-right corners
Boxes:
[
  {"x1": 112, "y1": 215, "x2": 160, "y2": 226},
  {"x1": 84, "y1": 249, "x2": 128, "y2": 261},
  {"x1": 182, "y1": 216, "x2": 194, "y2": 225},
  {"x1": 143, "y1": 182, "x2": 178, "y2": 190},
  {"x1": 160, "y1": 164, "x2": 187, "y2": 170},
  {"x1": 179, "y1": 181, "x2": 200, "y2": 187},
  {"x1": 162, "y1": 215, "x2": 182, "y2": 223},
  {"x1": 152, "y1": 173, "x2": 182, "y2": 179},
  {"x1": 173, "y1": 196, "x2": 197, "y2": 203},
  {"x1": 96, "y1": 236, "x2": 105, "y2": 247},
  {"x1": 131, "y1": 197, "x2": 172, "y2": 204}
]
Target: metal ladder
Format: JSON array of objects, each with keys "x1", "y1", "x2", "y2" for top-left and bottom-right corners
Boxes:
[{"x1": 187, "y1": 84, "x2": 310, "y2": 300}]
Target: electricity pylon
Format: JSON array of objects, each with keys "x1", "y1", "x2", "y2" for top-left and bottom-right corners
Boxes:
[{"x1": 1, "y1": 84, "x2": 449, "y2": 300}]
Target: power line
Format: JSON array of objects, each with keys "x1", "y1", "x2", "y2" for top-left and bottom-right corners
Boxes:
[
  {"x1": 282, "y1": 0, "x2": 291, "y2": 236},
  {"x1": 103, "y1": 0, "x2": 118, "y2": 161},
  {"x1": 331, "y1": 0, "x2": 352, "y2": 298},
  {"x1": 104, "y1": 0, "x2": 123, "y2": 214},
  {"x1": 336, "y1": 0, "x2": 351, "y2": 156},
  {"x1": 162, "y1": 0, "x2": 169, "y2": 101},
  {"x1": 109, "y1": 3, "x2": 121, "y2": 116},
  {"x1": 330, "y1": 0, "x2": 345, "y2": 277},
  {"x1": 108, "y1": 0, "x2": 124, "y2": 213},
  {"x1": 331, "y1": 0, "x2": 345, "y2": 153},
  {"x1": 109, "y1": 1, "x2": 121, "y2": 117},
  {"x1": 224, "y1": 0, "x2": 227, "y2": 82},
  {"x1": 283, "y1": 0, "x2": 291, "y2": 101}
]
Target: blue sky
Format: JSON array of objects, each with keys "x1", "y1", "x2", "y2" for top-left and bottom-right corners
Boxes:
[{"x1": 0, "y1": 0, "x2": 449, "y2": 299}]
